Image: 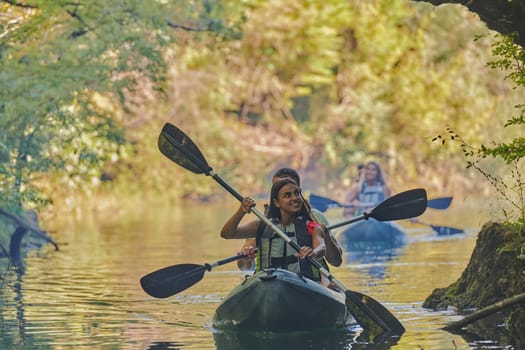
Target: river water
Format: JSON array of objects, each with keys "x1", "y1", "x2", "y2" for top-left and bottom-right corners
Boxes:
[{"x1": 0, "y1": 196, "x2": 512, "y2": 349}]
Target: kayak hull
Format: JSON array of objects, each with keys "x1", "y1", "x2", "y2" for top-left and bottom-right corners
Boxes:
[
  {"x1": 337, "y1": 219, "x2": 406, "y2": 250},
  {"x1": 212, "y1": 268, "x2": 353, "y2": 332}
]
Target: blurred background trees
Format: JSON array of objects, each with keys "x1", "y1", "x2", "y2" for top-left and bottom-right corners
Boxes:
[{"x1": 1, "y1": 0, "x2": 524, "y2": 215}]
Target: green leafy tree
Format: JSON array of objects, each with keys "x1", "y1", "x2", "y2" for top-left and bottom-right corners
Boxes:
[
  {"x1": 139, "y1": 0, "x2": 525, "y2": 197},
  {"x1": 2, "y1": 0, "x2": 524, "y2": 210},
  {"x1": 435, "y1": 33, "x2": 525, "y2": 225},
  {"x1": 0, "y1": 0, "x2": 238, "y2": 211}
]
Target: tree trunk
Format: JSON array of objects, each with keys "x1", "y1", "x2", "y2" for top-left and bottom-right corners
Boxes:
[{"x1": 444, "y1": 292, "x2": 525, "y2": 331}]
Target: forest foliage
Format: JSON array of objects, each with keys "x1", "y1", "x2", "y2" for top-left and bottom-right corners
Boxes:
[
  {"x1": 436, "y1": 33, "x2": 525, "y2": 225},
  {"x1": 1, "y1": 0, "x2": 524, "y2": 216}
]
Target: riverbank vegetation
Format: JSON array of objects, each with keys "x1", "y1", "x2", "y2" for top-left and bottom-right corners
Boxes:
[{"x1": 1, "y1": 1, "x2": 524, "y2": 218}]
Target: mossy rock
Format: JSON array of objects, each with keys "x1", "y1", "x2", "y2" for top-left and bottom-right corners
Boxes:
[{"x1": 423, "y1": 221, "x2": 525, "y2": 347}]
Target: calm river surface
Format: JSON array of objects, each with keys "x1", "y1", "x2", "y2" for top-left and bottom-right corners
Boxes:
[{"x1": 0, "y1": 196, "x2": 512, "y2": 350}]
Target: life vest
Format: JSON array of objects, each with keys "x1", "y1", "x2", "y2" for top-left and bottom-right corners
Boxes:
[
  {"x1": 255, "y1": 216, "x2": 321, "y2": 282},
  {"x1": 357, "y1": 181, "x2": 385, "y2": 214}
]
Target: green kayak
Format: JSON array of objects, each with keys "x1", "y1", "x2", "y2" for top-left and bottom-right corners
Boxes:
[{"x1": 212, "y1": 268, "x2": 355, "y2": 332}]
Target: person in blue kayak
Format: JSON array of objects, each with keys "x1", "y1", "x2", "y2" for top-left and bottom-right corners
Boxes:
[
  {"x1": 343, "y1": 160, "x2": 392, "y2": 217},
  {"x1": 236, "y1": 168, "x2": 342, "y2": 270},
  {"x1": 221, "y1": 177, "x2": 328, "y2": 284}
]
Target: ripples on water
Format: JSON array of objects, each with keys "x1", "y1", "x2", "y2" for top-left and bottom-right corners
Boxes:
[{"x1": 0, "y1": 201, "x2": 515, "y2": 349}]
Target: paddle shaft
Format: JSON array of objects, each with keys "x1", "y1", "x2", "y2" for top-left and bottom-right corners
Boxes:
[
  {"x1": 327, "y1": 215, "x2": 366, "y2": 230},
  {"x1": 358, "y1": 199, "x2": 448, "y2": 210},
  {"x1": 211, "y1": 253, "x2": 254, "y2": 268},
  {"x1": 172, "y1": 252, "x2": 253, "y2": 281},
  {"x1": 207, "y1": 170, "x2": 391, "y2": 332}
]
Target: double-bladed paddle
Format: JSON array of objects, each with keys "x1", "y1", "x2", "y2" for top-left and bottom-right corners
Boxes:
[
  {"x1": 140, "y1": 252, "x2": 255, "y2": 298},
  {"x1": 310, "y1": 194, "x2": 461, "y2": 235},
  {"x1": 154, "y1": 122, "x2": 427, "y2": 336},
  {"x1": 310, "y1": 193, "x2": 452, "y2": 213}
]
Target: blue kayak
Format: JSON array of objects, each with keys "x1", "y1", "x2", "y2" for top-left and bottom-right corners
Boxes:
[{"x1": 336, "y1": 219, "x2": 406, "y2": 251}]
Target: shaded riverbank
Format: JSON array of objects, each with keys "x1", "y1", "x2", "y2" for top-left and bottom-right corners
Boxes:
[{"x1": 423, "y1": 222, "x2": 525, "y2": 348}]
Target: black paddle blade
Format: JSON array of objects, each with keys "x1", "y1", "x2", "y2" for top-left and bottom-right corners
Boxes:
[
  {"x1": 140, "y1": 263, "x2": 206, "y2": 298},
  {"x1": 432, "y1": 225, "x2": 464, "y2": 236},
  {"x1": 370, "y1": 188, "x2": 427, "y2": 222},
  {"x1": 344, "y1": 291, "x2": 386, "y2": 336},
  {"x1": 158, "y1": 123, "x2": 212, "y2": 175},
  {"x1": 427, "y1": 197, "x2": 453, "y2": 210},
  {"x1": 309, "y1": 194, "x2": 341, "y2": 212},
  {"x1": 345, "y1": 290, "x2": 405, "y2": 335}
]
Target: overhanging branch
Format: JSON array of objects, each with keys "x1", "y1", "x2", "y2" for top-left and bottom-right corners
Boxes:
[
  {"x1": 413, "y1": 0, "x2": 525, "y2": 47},
  {"x1": 1, "y1": 0, "x2": 37, "y2": 9}
]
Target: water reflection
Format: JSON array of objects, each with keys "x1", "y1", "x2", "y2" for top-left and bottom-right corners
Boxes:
[
  {"x1": 213, "y1": 329, "x2": 353, "y2": 350},
  {"x1": 147, "y1": 341, "x2": 185, "y2": 350},
  {"x1": 344, "y1": 247, "x2": 404, "y2": 279},
  {"x1": 337, "y1": 220, "x2": 406, "y2": 279},
  {"x1": 213, "y1": 328, "x2": 403, "y2": 350},
  {"x1": 0, "y1": 200, "x2": 516, "y2": 349},
  {"x1": 339, "y1": 224, "x2": 470, "y2": 279}
]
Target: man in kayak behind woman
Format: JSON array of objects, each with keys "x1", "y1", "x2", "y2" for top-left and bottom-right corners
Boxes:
[{"x1": 220, "y1": 176, "x2": 338, "y2": 286}]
